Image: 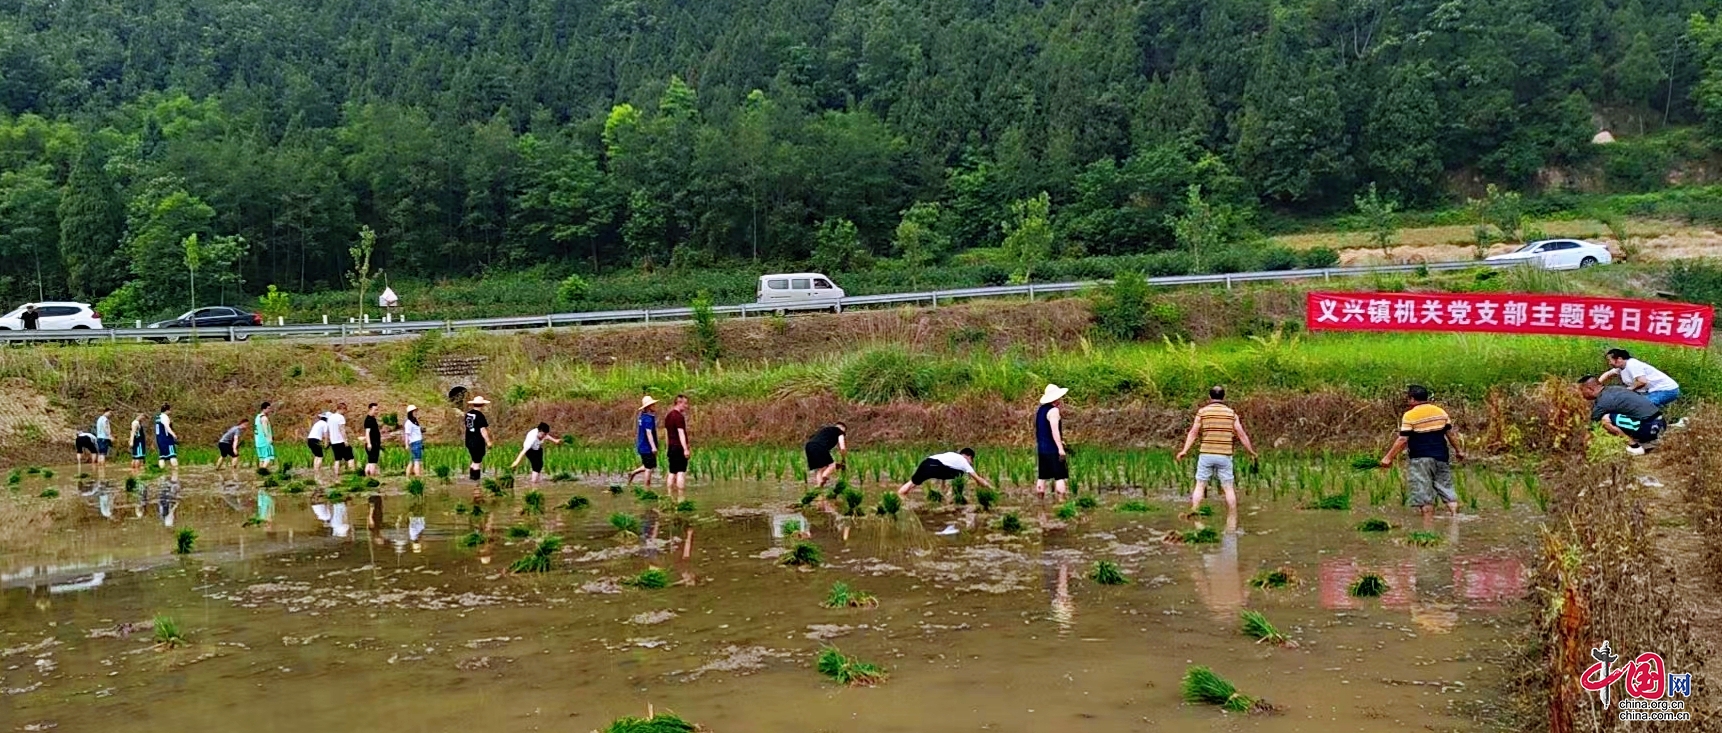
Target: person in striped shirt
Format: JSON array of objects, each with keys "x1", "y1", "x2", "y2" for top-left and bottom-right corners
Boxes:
[
  {"x1": 1174, "y1": 386, "x2": 1257, "y2": 516},
  {"x1": 1379, "y1": 384, "x2": 1464, "y2": 522}
]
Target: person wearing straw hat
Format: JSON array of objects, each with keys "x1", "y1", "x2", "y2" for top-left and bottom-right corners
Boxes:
[
  {"x1": 626, "y1": 396, "x2": 660, "y2": 490},
  {"x1": 1034, "y1": 384, "x2": 1070, "y2": 500},
  {"x1": 464, "y1": 396, "x2": 494, "y2": 481},
  {"x1": 1176, "y1": 385, "x2": 1258, "y2": 517},
  {"x1": 402, "y1": 405, "x2": 424, "y2": 477}
]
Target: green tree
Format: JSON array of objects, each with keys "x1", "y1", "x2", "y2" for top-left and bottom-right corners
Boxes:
[
  {"x1": 257, "y1": 284, "x2": 292, "y2": 324},
  {"x1": 893, "y1": 202, "x2": 948, "y2": 276},
  {"x1": 124, "y1": 179, "x2": 215, "y2": 315},
  {"x1": 811, "y1": 217, "x2": 865, "y2": 275},
  {"x1": 183, "y1": 233, "x2": 201, "y2": 314},
  {"x1": 0, "y1": 166, "x2": 66, "y2": 303},
  {"x1": 348, "y1": 225, "x2": 378, "y2": 322},
  {"x1": 58, "y1": 144, "x2": 126, "y2": 300},
  {"x1": 1353, "y1": 183, "x2": 1399, "y2": 261},
  {"x1": 203, "y1": 234, "x2": 249, "y2": 305},
  {"x1": 1000, "y1": 192, "x2": 1053, "y2": 284},
  {"x1": 1168, "y1": 185, "x2": 1227, "y2": 273}
]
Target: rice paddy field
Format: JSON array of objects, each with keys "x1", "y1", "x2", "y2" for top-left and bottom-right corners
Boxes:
[{"x1": 2, "y1": 449, "x2": 1539, "y2": 732}]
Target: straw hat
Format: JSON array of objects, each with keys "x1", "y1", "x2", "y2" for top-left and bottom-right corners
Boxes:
[
  {"x1": 468, "y1": 396, "x2": 491, "y2": 406},
  {"x1": 1039, "y1": 383, "x2": 1069, "y2": 405},
  {"x1": 639, "y1": 395, "x2": 659, "y2": 411},
  {"x1": 405, "y1": 405, "x2": 418, "y2": 414}
]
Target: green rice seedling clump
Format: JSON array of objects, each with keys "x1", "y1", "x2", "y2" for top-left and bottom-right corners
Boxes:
[
  {"x1": 603, "y1": 713, "x2": 699, "y2": 733},
  {"x1": 841, "y1": 487, "x2": 865, "y2": 516},
  {"x1": 363, "y1": 477, "x2": 380, "y2": 489},
  {"x1": 124, "y1": 476, "x2": 138, "y2": 492},
  {"x1": 1116, "y1": 499, "x2": 1155, "y2": 513},
  {"x1": 1076, "y1": 494, "x2": 1099, "y2": 510},
  {"x1": 1240, "y1": 610, "x2": 1289, "y2": 645},
  {"x1": 498, "y1": 474, "x2": 515, "y2": 491},
  {"x1": 623, "y1": 566, "x2": 671, "y2": 589},
  {"x1": 1190, "y1": 505, "x2": 1214, "y2": 517},
  {"x1": 256, "y1": 467, "x2": 271, "y2": 477},
  {"x1": 817, "y1": 646, "x2": 887, "y2": 686},
  {"x1": 1350, "y1": 455, "x2": 1382, "y2": 470},
  {"x1": 507, "y1": 535, "x2": 564, "y2": 573},
  {"x1": 38, "y1": 488, "x2": 58, "y2": 498},
  {"x1": 1349, "y1": 573, "x2": 1389, "y2": 597},
  {"x1": 1054, "y1": 501, "x2": 1079, "y2": 521},
  {"x1": 242, "y1": 516, "x2": 266, "y2": 528},
  {"x1": 433, "y1": 465, "x2": 452, "y2": 483},
  {"x1": 877, "y1": 492, "x2": 902, "y2": 517},
  {"x1": 1356, "y1": 517, "x2": 1391, "y2": 533},
  {"x1": 924, "y1": 487, "x2": 944, "y2": 504},
  {"x1": 822, "y1": 581, "x2": 879, "y2": 608},
  {"x1": 506, "y1": 524, "x2": 533, "y2": 540},
  {"x1": 610, "y1": 512, "x2": 642, "y2": 535},
  {"x1": 1406, "y1": 530, "x2": 1443, "y2": 547},
  {"x1": 674, "y1": 500, "x2": 696, "y2": 513},
  {"x1": 999, "y1": 512, "x2": 1025, "y2": 534},
  {"x1": 261, "y1": 475, "x2": 281, "y2": 488},
  {"x1": 608, "y1": 483, "x2": 624, "y2": 494},
  {"x1": 27, "y1": 466, "x2": 40, "y2": 475},
  {"x1": 634, "y1": 488, "x2": 660, "y2": 503},
  {"x1": 405, "y1": 478, "x2": 425, "y2": 497},
  {"x1": 975, "y1": 486, "x2": 998, "y2": 511},
  {"x1": 799, "y1": 489, "x2": 820, "y2": 507},
  {"x1": 523, "y1": 490, "x2": 545, "y2": 515},
  {"x1": 1309, "y1": 493, "x2": 1351, "y2": 510},
  {"x1": 152, "y1": 615, "x2": 187, "y2": 649},
  {"x1": 1248, "y1": 568, "x2": 1295, "y2": 589},
  {"x1": 781, "y1": 519, "x2": 803, "y2": 535},
  {"x1": 5, "y1": 469, "x2": 19, "y2": 485},
  {"x1": 951, "y1": 483, "x2": 968, "y2": 506},
  {"x1": 562, "y1": 495, "x2": 591, "y2": 510},
  {"x1": 551, "y1": 471, "x2": 575, "y2": 482},
  {"x1": 1182, "y1": 526, "x2": 1221, "y2": 544},
  {"x1": 174, "y1": 528, "x2": 197, "y2": 555},
  {"x1": 483, "y1": 478, "x2": 503, "y2": 496},
  {"x1": 459, "y1": 531, "x2": 487, "y2": 549},
  {"x1": 1089, "y1": 560, "x2": 1128, "y2": 585},
  {"x1": 285, "y1": 481, "x2": 306, "y2": 494},
  {"x1": 1181, "y1": 666, "x2": 1265, "y2": 713},
  {"x1": 782, "y1": 541, "x2": 824, "y2": 568},
  {"x1": 40, "y1": 469, "x2": 53, "y2": 479}
]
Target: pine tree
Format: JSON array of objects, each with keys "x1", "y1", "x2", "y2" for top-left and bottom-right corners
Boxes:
[{"x1": 58, "y1": 145, "x2": 126, "y2": 300}]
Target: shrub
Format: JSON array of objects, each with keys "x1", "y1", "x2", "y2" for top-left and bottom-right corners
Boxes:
[
  {"x1": 838, "y1": 348, "x2": 934, "y2": 403},
  {"x1": 1257, "y1": 246, "x2": 1301, "y2": 271},
  {"x1": 257, "y1": 284, "x2": 292, "y2": 323},
  {"x1": 556, "y1": 274, "x2": 590, "y2": 305},
  {"x1": 1091, "y1": 271, "x2": 1152, "y2": 341},
  {"x1": 691, "y1": 290, "x2": 721, "y2": 363},
  {"x1": 1301, "y1": 247, "x2": 1340, "y2": 268}
]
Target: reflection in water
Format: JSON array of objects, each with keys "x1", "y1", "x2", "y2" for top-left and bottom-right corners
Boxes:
[
  {"x1": 1191, "y1": 509, "x2": 1243, "y2": 619},
  {"x1": 330, "y1": 502, "x2": 351, "y2": 538},
  {"x1": 49, "y1": 572, "x2": 105, "y2": 594},
  {"x1": 1049, "y1": 560, "x2": 1075, "y2": 633},
  {"x1": 97, "y1": 484, "x2": 114, "y2": 519},
  {"x1": 157, "y1": 479, "x2": 180, "y2": 527}
]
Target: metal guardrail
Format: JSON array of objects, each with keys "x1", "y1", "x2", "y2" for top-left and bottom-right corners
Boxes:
[{"x1": 0, "y1": 259, "x2": 1519, "y2": 345}]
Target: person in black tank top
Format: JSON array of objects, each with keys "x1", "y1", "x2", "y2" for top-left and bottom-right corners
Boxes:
[
  {"x1": 1034, "y1": 384, "x2": 1069, "y2": 499},
  {"x1": 804, "y1": 423, "x2": 848, "y2": 488},
  {"x1": 464, "y1": 396, "x2": 493, "y2": 481}
]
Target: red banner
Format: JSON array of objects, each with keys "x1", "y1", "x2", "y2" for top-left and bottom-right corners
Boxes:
[{"x1": 1306, "y1": 291, "x2": 1713, "y2": 347}]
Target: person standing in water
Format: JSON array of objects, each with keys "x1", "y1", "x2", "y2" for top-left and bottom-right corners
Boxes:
[
  {"x1": 1379, "y1": 384, "x2": 1463, "y2": 523},
  {"x1": 402, "y1": 405, "x2": 424, "y2": 477},
  {"x1": 626, "y1": 396, "x2": 659, "y2": 489},
  {"x1": 663, "y1": 394, "x2": 691, "y2": 502},
  {"x1": 128, "y1": 412, "x2": 148, "y2": 471},
  {"x1": 1034, "y1": 384, "x2": 1070, "y2": 500},
  {"x1": 306, "y1": 412, "x2": 330, "y2": 479},
  {"x1": 94, "y1": 408, "x2": 112, "y2": 466},
  {"x1": 215, "y1": 418, "x2": 246, "y2": 470},
  {"x1": 154, "y1": 405, "x2": 179, "y2": 470},
  {"x1": 254, "y1": 402, "x2": 275, "y2": 470},
  {"x1": 511, "y1": 422, "x2": 563, "y2": 485},
  {"x1": 464, "y1": 396, "x2": 493, "y2": 481},
  {"x1": 362, "y1": 403, "x2": 383, "y2": 477},
  {"x1": 805, "y1": 422, "x2": 848, "y2": 489},
  {"x1": 1175, "y1": 386, "x2": 1258, "y2": 517},
  {"x1": 325, "y1": 402, "x2": 354, "y2": 475}
]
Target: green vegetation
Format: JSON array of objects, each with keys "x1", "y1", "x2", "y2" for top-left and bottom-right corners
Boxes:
[
  {"x1": 781, "y1": 519, "x2": 803, "y2": 536},
  {"x1": 507, "y1": 535, "x2": 564, "y2": 574},
  {"x1": 1406, "y1": 531, "x2": 1444, "y2": 547},
  {"x1": 781, "y1": 541, "x2": 824, "y2": 568},
  {"x1": 1349, "y1": 573, "x2": 1390, "y2": 598},
  {"x1": 876, "y1": 493, "x2": 902, "y2": 518},
  {"x1": 799, "y1": 489, "x2": 820, "y2": 508},
  {"x1": 522, "y1": 490, "x2": 545, "y2": 515},
  {"x1": 924, "y1": 488, "x2": 944, "y2": 505},
  {"x1": 1356, "y1": 518, "x2": 1392, "y2": 533},
  {"x1": 622, "y1": 567, "x2": 672, "y2": 590},
  {"x1": 602, "y1": 714, "x2": 698, "y2": 733},
  {"x1": 1075, "y1": 494, "x2": 1100, "y2": 510},
  {"x1": 1182, "y1": 527, "x2": 1221, "y2": 544},
  {"x1": 817, "y1": 647, "x2": 887, "y2": 687},
  {"x1": 37, "y1": 488, "x2": 58, "y2": 499},
  {"x1": 975, "y1": 487, "x2": 999, "y2": 512},
  {"x1": 459, "y1": 531, "x2": 487, "y2": 549},
  {"x1": 174, "y1": 529, "x2": 197, "y2": 555},
  {"x1": 609, "y1": 513, "x2": 641, "y2": 536},
  {"x1": 1181, "y1": 666, "x2": 1260, "y2": 713},
  {"x1": 1240, "y1": 610, "x2": 1289, "y2": 645},
  {"x1": 1309, "y1": 493, "x2": 1352, "y2": 511},
  {"x1": 405, "y1": 479, "x2": 425, "y2": 497},
  {"x1": 1055, "y1": 501, "x2": 1079, "y2": 521},
  {"x1": 841, "y1": 488, "x2": 866, "y2": 517},
  {"x1": 152, "y1": 616, "x2": 187, "y2": 649},
  {"x1": 674, "y1": 500, "x2": 696, "y2": 513},
  {"x1": 822, "y1": 581, "x2": 879, "y2": 609},
  {"x1": 999, "y1": 513, "x2": 1026, "y2": 534},
  {"x1": 505, "y1": 524, "x2": 532, "y2": 540},
  {"x1": 1089, "y1": 560, "x2": 1128, "y2": 586},
  {"x1": 1116, "y1": 500, "x2": 1156, "y2": 513},
  {"x1": 1248, "y1": 568, "x2": 1295, "y2": 590}
]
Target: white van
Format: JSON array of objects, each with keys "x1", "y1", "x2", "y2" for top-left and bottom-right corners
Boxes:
[{"x1": 756, "y1": 273, "x2": 845, "y2": 314}]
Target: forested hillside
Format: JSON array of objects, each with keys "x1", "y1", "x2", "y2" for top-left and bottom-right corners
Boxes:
[{"x1": 0, "y1": 0, "x2": 1715, "y2": 318}]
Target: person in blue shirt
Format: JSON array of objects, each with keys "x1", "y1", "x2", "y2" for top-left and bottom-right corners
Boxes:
[{"x1": 625, "y1": 396, "x2": 659, "y2": 490}]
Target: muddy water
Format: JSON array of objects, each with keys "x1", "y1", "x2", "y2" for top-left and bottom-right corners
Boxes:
[{"x1": 2, "y1": 471, "x2": 1530, "y2": 732}]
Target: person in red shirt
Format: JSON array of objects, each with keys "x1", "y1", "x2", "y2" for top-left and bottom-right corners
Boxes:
[{"x1": 663, "y1": 394, "x2": 691, "y2": 501}]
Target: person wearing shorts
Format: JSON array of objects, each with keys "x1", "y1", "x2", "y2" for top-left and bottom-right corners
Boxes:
[
  {"x1": 464, "y1": 396, "x2": 493, "y2": 481},
  {"x1": 511, "y1": 422, "x2": 563, "y2": 485},
  {"x1": 1379, "y1": 384, "x2": 1463, "y2": 523},
  {"x1": 254, "y1": 402, "x2": 276, "y2": 469},
  {"x1": 1580, "y1": 375, "x2": 1667, "y2": 455},
  {"x1": 1175, "y1": 386, "x2": 1258, "y2": 517},
  {"x1": 325, "y1": 403, "x2": 354, "y2": 474},
  {"x1": 362, "y1": 403, "x2": 383, "y2": 477},
  {"x1": 663, "y1": 395, "x2": 691, "y2": 501},
  {"x1": 804, "y1": 422, "x2": 847, "y2": 489},
  {"x1": 1034, "y1": 384, "x2": 1070, "y2": 499},
  {"x1": 75, "y1": 431, "x2": 98, "y2": 468},
  {"x1": 626, "y1": 396, "x2": 660, "y2": 489},
  {"x1": 402, "y1": 405, "x2": 424, "y2": 477},
  {"x1": 215, "y1": 418, "x2": 245, "y2": 470},
  {"x1": 896, "y1": 448, "x2": 996, "y2": 497},
  {"x1": 307, "y1": 414, "x2": 330, "y2": 478},
  {"x1": 154, "y1": 405, "x2": 179, "y2": 469},
  {"x1": 128, "y1": 413, "x2": 148, "y2": 470},
  {"x1": 94, "y1": 408, "x2": 113, "y2": 465}
]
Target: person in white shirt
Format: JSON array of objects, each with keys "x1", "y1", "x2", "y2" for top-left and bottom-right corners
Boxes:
[
  {"x1": 1602, "y1": 348, "x2": 1681, "y2": 407},
  {"x1": 324, "y1": 403, "x2": 354, "y2": 474},
  {"x1": 510, "y1": 422, "x2": 563, "y2": 485},
  {"x1": 402, "y1": 406, "x2": 424, "y2": 477},
  {"x1": 895, "y1": 448, "x2": 995, "y2": 497},
  {"x1": 306, "y1": 414, "x2": 331, "y2": 479}
]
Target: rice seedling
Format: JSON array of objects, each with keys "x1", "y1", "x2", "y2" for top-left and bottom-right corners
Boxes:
[
  {"x1": 364, "y1": 477, "x2": 380, "y2": 489},
  {"x1": 828, "y1": 477, "x2": 850, "y2": 500},
  {"x1": 602, "y1": 712, "x2": 698, "y2": 733},
  {"x1": 26, "y1": 466, "x2": 39, "y2": 475},
  {"x1": 1089, "y1": 560, "x2": 1128, "y2": 585},
  {"x1": 1054, "y1": 501, "x2": 1079, "y2": 521},
  {"x1": 876, "y1": 492, "x2": 902, "y2": 518},
  {"x1": 285, "y1": 481, "x2": 306, "y2": 494},
  {"x1": 798, "y1": 489, "x2": 820, "y2": 507},
  {"x1": 482, "y1": 478, "x2": 503, "y2": 496},
  {"x1": 975, "y1": 486, "x2": 999, "y2": 512},
  {"x1": 459, "y1": 531, "x2": 487, "y2": 548},
  {"x1": 174, "y1": 528, "x2": 197, "y2": 555},
  {"x1": 76, "y1": 472, "x2": 89, "y2": 480},
  {"x1": 325, "y1": 489, "x2": 347, "y2": 503},
  {"x1": 1190, "y1": 505, "x2": 1214, "y2": 517},
  {"x1": 405, "y1": 478, "x2": 425, "y2": 497},
  {"x1": 506, "y1": 524, "x2": 533, "y2": 540},
  {"x1": 433, "y1": 465, "x2": 452, "y2": 483},
  {"x1": 242, "y1": 516, "x2": 266, "y2": 528},
  {"x1": 152, "y1": 615, "x2": 187, "y2": 649},
  {"x1": 255, "y1": 467, "x2": 271, "y2": 477},
  {"x1": 38, "y1": 488, "x2": 58, "y2": 498},
  {"x1": 455, "y1": 502, "x2": 471, "y2": 515},
  {"x1": 608, "y1": 483, "x2": 624, "y2": 494},
  {"x1": 841, "y1": 488, "x2": 865, "y2": 517},
  {"x1": 1308, "y1": 493, "x2": 1351, "y2": 510},
  {"x1": 1182, "y1": 526, "x2": 1220, "y2": 544},
  {"x1": 1349, "y1": 573, "x2": 1389, "y2": 597},
  {"x1": 5, "y1": 469, "x2": 18, "y2": 485},
  {"x1": 261, "y1": 474, "x2": 281, "y2": 489},
  {"x1": 1116, "y1": 499, "x2": 1155, "y2": 513},
  {"x1": 1406, "y1": 530, "x2": 1443, "y2": 547},
  {"x1": 623, "y1": 566, "x2": 672, "y2": 589},
  {"x1": 817, "y1": 646, "x2": 887, "y2": 686},
  {"x1": 1248, "y1": 567, "x2": 1295, "y2": 589},
  {"x1": 280, "y1": 462, "x2": 295, "y2": 479},
  {"x1": 924, "y1": 487, "x2": 944, "y2": 504},
  {"x1": 1356, "y1": 517, "x2": 1392, "y2": 533},
  {"x1": 1240, "y1": 610, "x2": 1289, "y2": 645},
  {"x1": 553, "y1": 494, "x2": 588, "y2": 512},
  {"x1": 634, "y1": 488, "x2": 660, "y2": 503},
  {"x1": 123, "y1": 476, "x2": 137, "y2": 492},
  {"x1": 1523, "y1": 471, "x2": 1549, "y2": 512},
  {"x1": 610, "y1": 512, "x2": 642, "y2": 536},
  {"x1": 1181, "y1": 666, "x2": 1266, "y2": 713},
  {"x1": 39, "y1": 469, "x2": 53, "y2": 479},
  {"x1": 781, "y1": 541, "x2": 824, "y2": 568},
  {"x1": 1350, "y1": 455, "x2": 1382, "y2": 470},
  {"x1": 782, "y1": 519, "x2": 803, "y2": 535},
  {"x1": 1075, "y1": 494, "x2": 1099, "y2": 510},
  {"x1": 523, "y1": 490, "x2": 545, "y2": 515},
  {"x1": 508, "y1": 535, "x2": 564, "y2": 574},
  {"x1": 999, "y1": 512, "x2": 1025, "y2": 534},
  {"x1": 822, "y1": 581, "x2": 879, "y2": 608},
  {"x1": 674, "y1": 500, "x2": 696, "y2": 513},
  {"x1": 951, "y1": 483, "x2": 968, "y2": 506}
]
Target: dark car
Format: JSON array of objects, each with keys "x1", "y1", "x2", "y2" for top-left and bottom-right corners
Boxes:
[{"x1": 147, "y1": 306, "x2": 262, "y2": 341}]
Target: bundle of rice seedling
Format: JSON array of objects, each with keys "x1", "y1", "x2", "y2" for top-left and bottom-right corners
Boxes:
[
  {"x1": 999, "y1": 512, "x2": 1025, "y2": 534},
  {"x1": 1116, "y1": 500, "x2": 1155, "y2": 513},
  {"x1": 522, "y1": 490, "x2": 545, "y2": 515},
  {"x1": 562, "y1": 495, "x2": 591, "y2": 510},
  {"x1": 841, "y1": 488, "x2": 865, "y2": 517},
  {"x1": 1349, "y1": 573, "x2": 1389, "y2": 597},
  {"x1": 1181, "y1": 526, "x2": 1220, "y2": 544},
  {"x1": 623, "y1": 566, "x2": 671, "y2": 589},
  {"x1": 1307, "y1": 493, "x2": 1350, "y2": 510},
  {"x1": 781, "y1": 541, "x2": 824, "y2": 568},
  {"x1": 1355, "y1": 517, "x2": 1391, "y2": 532},
  {"x1": 634, "y1": 488, "x2": 660, "y2": 502},
  {"x1": 459, "y1": 531, "x2": 487, "y2": 548},
  {"x1": 38, "y1": 488, "x2": 58, "y2": 498},
  {"x1": 1089, "y1": 560, "x2": 1128, "y2": 585},
  {"x1": 603, "y1": 712, "x2": 699, "y2": 733},
  {"x1": 799, "y1": 489, "x2": 821, "y2": 507},
  {"x1": 1350, "y1": 455, "x2": 1382, "y2": 470},
  {"x1": 674, "y1": 500, "x2": 696, "y2": 513},
  {"x1": 174, "y1": 529, "x2": 197, "y2": 555},
  {"x1": 551, "y1": 471, "x2": 575, "y2": 482},
  {"x1": 817, "y1": 646, "x2": 887, "y2": 686},
  {"x1": 781, "y1": 519, "x2": 804, "y2": 535},
  {"x1": 1247, "y1": 567, "x2": 1295, "y2": 589},
  {"x1": 506, "y1": 524, "x2": 533, "y2": 540},
  {"x1": 975, "y1": 487, "x2": 999, "y2": 512},
  {"x1": 1075, "y1": 494, "x2": 1099, "y2": 510},
  {"x1": 1054, "y1": 501, "x2": 1079, "y2": 521},
  {"x1": 608, "y1": 483, "x2": 624, "y2": 494},
  {"x1": 610, "y1": 512, "x2": 642, "y2": 536},
  {"x1": 1189, "y1": 505, "x2": 1214, "y2": 518},
  {"x1": 1240, "y1": 610, "x2": 1289, "y2": 645},
  {"x1": 1181, "y1": 665, "x2": 1268, "y2": 713},
  {"x1": 152, "y1": 615, "x2": 187, "y2": 650},
  {"x1": 1405, "y1": 530, "x2": 1442, "y2": 547},
  {"x1": 507, "y1": 535, "x2": 564, "y2": 573},
  {"x1": 822, "y1": 581, "x2": 878, "y2": 608},
  {"x1": 924, "y1": 487, "x2": 944, "y2": 504}
]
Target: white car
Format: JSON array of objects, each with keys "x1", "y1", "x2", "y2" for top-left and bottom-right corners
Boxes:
[
  {"x1": 1485, "y1": 239, "x2": 1612, "y2": 270},
  {"x1": 756, "y1": 273, "x2": 845, "y2": 314},
  {"x1": 0, "y1": 302, "x2": 104, "y2": 330}
]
